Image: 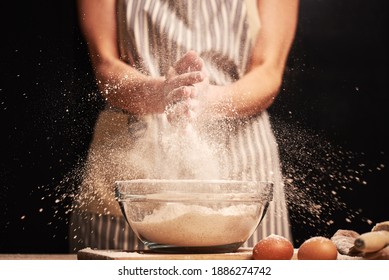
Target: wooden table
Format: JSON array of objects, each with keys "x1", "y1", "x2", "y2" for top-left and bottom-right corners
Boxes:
[
  {"x1": 77, "y1": 247, "x2": 256, "y2": 260},
  {"x1": 0, "y1": 248, "x2": 363, "y2": 260},
  {"x1": 0, "y1": 254, "x2": 77, "y2": 260}
]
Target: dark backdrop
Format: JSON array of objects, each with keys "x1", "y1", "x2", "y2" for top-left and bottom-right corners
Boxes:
[{"x1": 1, "y1": 0, "x2": 388, "y2": 252}]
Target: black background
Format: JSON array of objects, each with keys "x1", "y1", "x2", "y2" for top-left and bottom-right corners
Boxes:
[{"x1": 1, "y1": 0, "x2": 388, "y2": 253}]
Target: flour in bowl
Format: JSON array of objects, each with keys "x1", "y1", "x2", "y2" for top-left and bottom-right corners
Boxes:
[{"x1": 131, "y1": 204, "x2": 259, "y2": 247}]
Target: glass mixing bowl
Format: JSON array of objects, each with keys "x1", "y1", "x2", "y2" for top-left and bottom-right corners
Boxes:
[{"x1": 115, "y1": 179, "x2": 273, "y2": 253}]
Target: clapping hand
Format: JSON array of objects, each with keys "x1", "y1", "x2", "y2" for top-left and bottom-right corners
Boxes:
[{"x1": 163, "y1": 50, "x2": 208, "y2": 128}]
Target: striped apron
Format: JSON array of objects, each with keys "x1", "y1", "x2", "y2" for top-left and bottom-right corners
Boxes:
[{"x1": 69, "y1": 0, "x2": 292, "y2": 252}]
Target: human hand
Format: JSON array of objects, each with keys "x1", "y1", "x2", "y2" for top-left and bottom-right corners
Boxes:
[{"x1": 163, "y1": 51, "x2": 208, "y2": 127}]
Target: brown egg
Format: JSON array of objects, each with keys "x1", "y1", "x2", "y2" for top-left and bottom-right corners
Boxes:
[
  {"x1": 252, "y1": 234, "x2": 294, "y2": 260},
  {"x1": 297, "y1": 236, "x2": 338, "y2": 260}
]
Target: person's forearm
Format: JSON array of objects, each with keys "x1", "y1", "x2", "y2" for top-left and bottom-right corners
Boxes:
[
  {"x1": 207, "y1": 65, "x2": 282, "y2": 118},
  {"x1": 77, "y1": 0, "x2": 166, "y2": 115},
  {"x1": 207, "y1": 0, "x2": 299, "y2": 118},
  {"x1": 237, "y1": 67, "x2": 282, "y2": 117},
  {"x1": 233, "y1": 0, "x2": 299, "y2": 116},
  {"x1": 93, "y1": 56, "x2": 166, "y2": 115}
]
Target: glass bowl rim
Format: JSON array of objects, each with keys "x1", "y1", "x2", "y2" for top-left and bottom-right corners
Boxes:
[{"x1": 115, "y1": 179, "x2": 273, "y2": 203}]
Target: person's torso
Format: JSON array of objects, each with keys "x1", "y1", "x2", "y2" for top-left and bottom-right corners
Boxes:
[{"x1": 117, "y1": 0, "x2": 258, "y2": 85}]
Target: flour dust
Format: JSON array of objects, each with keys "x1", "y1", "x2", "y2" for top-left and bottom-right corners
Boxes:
[
  {"x1": 127, "y1": 121, "x2": 222, "y2": 181},
  {"x1": 21, "y1": 95, "x2": 385, "y2": 247},
  {"x1": 272, "y1": 117, "x2": 385, "y2": 243}
]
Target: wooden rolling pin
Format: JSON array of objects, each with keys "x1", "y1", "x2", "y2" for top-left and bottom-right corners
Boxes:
[{"x1": 353, "y1": 231, "x2": 389, "y2": 253}]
